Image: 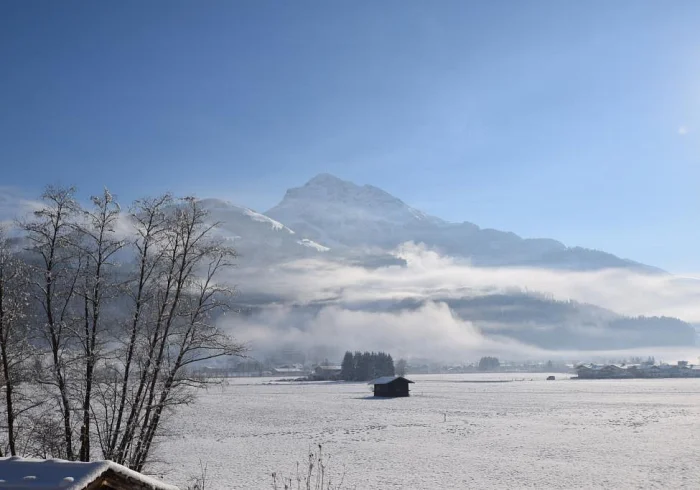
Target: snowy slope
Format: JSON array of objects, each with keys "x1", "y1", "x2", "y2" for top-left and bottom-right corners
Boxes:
[{"x1": 198, "y1": 199, "x2": 329, "y2": 265}]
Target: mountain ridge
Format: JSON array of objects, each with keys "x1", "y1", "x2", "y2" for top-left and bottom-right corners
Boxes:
[{"x1": 266, "y1": 174, "x2": 663, "y2": 273}]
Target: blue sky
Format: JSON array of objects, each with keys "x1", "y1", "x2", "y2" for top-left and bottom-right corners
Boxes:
[{"x1": 1, "y1": 1, "x2": 699, "y2": 271}]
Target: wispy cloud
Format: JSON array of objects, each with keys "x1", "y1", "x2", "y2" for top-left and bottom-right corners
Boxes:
[
  {"x1": 228, "y1": 301, "x2": 700, "y2": 363},
  {"x1": 232, "y1": 243, "x2": 700, "y2": 322},
  {"x1": 678, "y1": 125, "x2": 689, "y2": 136},
  {"x1": 232, "y1": 301, "x2": 536, "y2": 362},
  {"x1": 0, "y1": 186, "x2": 44, "y2": 227},
  {"x1": 221, "y1": 243, "x2": 700, "y2": 362}
]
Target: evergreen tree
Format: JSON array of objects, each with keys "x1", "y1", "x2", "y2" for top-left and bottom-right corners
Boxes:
[
  {"x1": 356, "y1": 352, "x2": 371, "y2": 381},
  {"x1": 478, "y1": 356, "x2": 500, "y2": 371},
  {"x1": 340, "y1": 350, "x2": 398, "y2": 381},
  {"x1": 340, "y1": 351, "x2": 354, "y2": 381},
  {"x1": 368, "y1": 351, "x2": 378, "y2": 380},
  {"x1": 353, "y1": 351, "x2": 362, "y2": 381},
  {"x1": 386, "y1": 353, "x2": 396, "y2": 376}
]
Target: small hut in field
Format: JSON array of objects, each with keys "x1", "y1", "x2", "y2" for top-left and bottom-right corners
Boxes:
[
  {"x1": 0, "y1": 456, "x2": 179, "y2": 490},
  {"x1": 368, "y1": 376, "x2": 414, "y2": 397}
]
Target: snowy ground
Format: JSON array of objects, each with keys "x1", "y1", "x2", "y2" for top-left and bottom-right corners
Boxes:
[{"x1": 152, "y1": 374, "x2": 700, "y2": 489}]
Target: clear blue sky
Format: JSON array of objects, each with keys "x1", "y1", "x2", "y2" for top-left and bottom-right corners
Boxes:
[{"x1": 1, "y1": 1, "x2": 699, "y2": 271}]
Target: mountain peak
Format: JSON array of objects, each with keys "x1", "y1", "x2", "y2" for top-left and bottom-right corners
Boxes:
[
  {"x1": 273, "y1": 174, "x2": 432, "y2": 219},
  {"x1": 266, "y1": 174, "x2": 446, "y2": 248},
  {"x1": 304, "y1": 173, "x2": 352, "y2": 188},
  {"x1": 290, "y1": 173, "x2": 415, "y2": 206}
]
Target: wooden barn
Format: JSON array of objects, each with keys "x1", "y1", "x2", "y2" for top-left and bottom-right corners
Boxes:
[
  {"x1": 368, "y1": 376, "x2": 414, "y2": 397},
  {"x1": 0, "y1": 456, "x2": 178, "y2": 490}
]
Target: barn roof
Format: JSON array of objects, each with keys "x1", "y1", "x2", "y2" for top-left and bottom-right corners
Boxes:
[
  {"x1": 0, "y1": 456, "x2": 178, "y2": 490},
  {"x1": 368, "y1": 376, "x2": 414, "y2": 385}
]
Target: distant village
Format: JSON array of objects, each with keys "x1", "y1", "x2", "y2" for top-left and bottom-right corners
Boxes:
[
  {"x1": 191, "y1": 354, "x2": 577, "y2": 379},
  {"x1": 192, "y1": 354, "x2": 700, "y2": 381},
  {"x1": 193, "y1": 361, "x2": 341, "y2": 379},
  {"x1": 575, "y1": 360, "x2": 700, "y2": 379},
  {"x1": 192, "y1": 350, "x2": 399, "y2": 381}
]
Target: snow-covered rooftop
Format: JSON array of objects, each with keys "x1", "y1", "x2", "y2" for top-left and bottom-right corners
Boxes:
[
  {"x1": 0, "y1": 456, "x2": 178, "y2": 490},
  {"x1": 368, "y1": 376, "x2": 414, "y2": 385}
]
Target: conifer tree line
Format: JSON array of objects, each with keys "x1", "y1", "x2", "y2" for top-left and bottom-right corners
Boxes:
[
  {"x1": 339, "y1": 351, "x2": 395, "y2": 381},
  {"x1": 0, "y1": 186, "x2": 244, "y2": 470},
  {"x1": 478, "y1": 356, "x2": 501, "y2": 371}
]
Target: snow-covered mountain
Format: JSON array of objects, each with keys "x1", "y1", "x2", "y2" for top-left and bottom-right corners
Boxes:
[
  {"x1": 141, "y1": 185, "x2": 695, "y2": 350},
  {"x1": 266, "y1": 174, "x2": 661, "y2": 272}
]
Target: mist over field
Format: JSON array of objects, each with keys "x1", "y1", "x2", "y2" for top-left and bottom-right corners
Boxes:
[
  {"x1": 3, "y1": 184, "x2": 699, "y2": 365},
  {"x1": 223, "y1": 242, "x2": 700, "y2": 363}
]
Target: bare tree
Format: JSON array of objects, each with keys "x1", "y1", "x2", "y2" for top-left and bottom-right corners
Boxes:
[
  {"x1": 99, "y1": 194, "x2": 173, "y2": 461},
  {"x1": 21, "y1": 185, "x2": 82, "y2": 460},
  {"x1": 77, "y1": 196, "x2": 246, "y2": 470},
  {"x1": 123, "y1": 197, "x2": 244, "y2": 471},
  {"x1": 395, "y1": 359, "x2": 407, "y2": 377},
  {"x1": 0, "y1": 228, "x2": 31, "y2": 456},
  {"x1": 71, "y1": 189, "x2": 126, "y2": 461},
  {"x1": 9, "y1": 188, "x2": 245, "y2": 468}
]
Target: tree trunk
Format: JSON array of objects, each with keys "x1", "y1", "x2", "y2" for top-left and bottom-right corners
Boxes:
[{"x1": 0, "y1": 274, "x2": 17, "y2": 455}]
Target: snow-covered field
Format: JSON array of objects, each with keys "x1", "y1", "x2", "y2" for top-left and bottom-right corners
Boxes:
[{"x1": 153, "y1": 374, "x2": 700, "y2": 489}]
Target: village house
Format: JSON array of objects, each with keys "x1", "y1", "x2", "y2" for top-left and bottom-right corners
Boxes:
[
  {"x1": 311, "y1": 365, "x2": 342, "y2": 380},
  {"x1": 271, "y1": 363, "x2": 307, "y2": 376},
  {"x1": 575, "y1": 364, "x2": 630, "y2": 379},
  {"x1": 0, "y1": 456, "x2": 178, "y2": 490}
]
